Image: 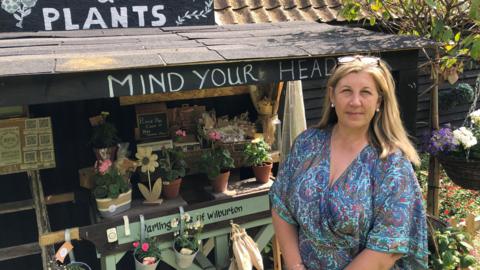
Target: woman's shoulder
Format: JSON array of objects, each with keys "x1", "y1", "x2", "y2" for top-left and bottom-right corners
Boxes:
[
  {"x1": 374, "y1": 150, "x2": 415, "y2": 176},
  {"x1": 294, "y1": 127, "x2": 329, "y2": 145}
]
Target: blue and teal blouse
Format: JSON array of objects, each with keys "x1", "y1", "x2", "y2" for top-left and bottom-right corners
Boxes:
[{"x1": 270, "y1": 128, "x2": 428, "y2": 269}]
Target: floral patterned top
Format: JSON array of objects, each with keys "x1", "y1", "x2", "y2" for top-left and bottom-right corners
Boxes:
[{"x1": 270, "y1": 128, "x2": 428, "y2": 269}]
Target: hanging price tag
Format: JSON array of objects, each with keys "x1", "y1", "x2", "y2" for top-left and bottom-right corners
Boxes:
[{"x1": 55, "y1": 242, "x2": 73, "y2": 263}]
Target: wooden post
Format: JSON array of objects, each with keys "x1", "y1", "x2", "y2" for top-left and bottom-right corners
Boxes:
[
  {"x1": 427, "y1": 48, "x2": 441, "y2": 216},
  {"x1": 466, "y1": 214, "x2": 476, "y2": 237},
  {"x1": 29, "y1": 170, "x2": 55, "y2": 269}
]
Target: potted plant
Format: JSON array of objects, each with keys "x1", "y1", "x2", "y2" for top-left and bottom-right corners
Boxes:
[
  {"x1": 132, "y1": 237, "x2": 162, "y2": 270},
  {"x1": 92, "y1": 159, "x2": 132, "y2": 218},
  {"x1": 158, "y1": 146, "x2": 187, "y2": 199},
  {"x1": 425, "y1": 107, "x2": 480, "y2": 190},
  {"x1": 244, "y1": 139, "x2": 272, "y2": 184},
  {"x1": 89, "y1": 111, "x2": 121, "y2": 161},
  {"x1": 200, "y1": 130, "x2": 234, "y2": 193},
  {"x1": 170, "y1": 212, "x2": 203, "y2": 268}
]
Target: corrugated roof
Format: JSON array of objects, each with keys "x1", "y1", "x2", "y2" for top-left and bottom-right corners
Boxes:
[
  {"x1": 0, "y1": 21, "x2": 434, "y2": 77},
  {"x1": 214, "y1": 0, "x2": 344, "y2": 24}
]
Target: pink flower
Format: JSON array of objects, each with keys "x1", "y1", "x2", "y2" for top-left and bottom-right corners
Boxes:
[
  {"x1": 175, "y1": 129, "x2": 186, "y2": 137},
  {"x1": 133, "y1": 241, "x2": 139, "y2": 248},
  {"x1": 98, "y1": 160, "x2": 112, "y2": 175},
  {"x1": 141, "y1": 242, "x2": 149, "y2": 252},
  {"x1": 443, "y1": 209, "x2": 450, "y2": 215},
  {"x1": 208, "y1": 131, "x2": 221, "y2": 141}
]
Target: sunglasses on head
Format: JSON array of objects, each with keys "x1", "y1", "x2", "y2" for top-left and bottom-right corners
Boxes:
[{"x1": 337, "y1": 55, "x2": 380, "y2": 66}]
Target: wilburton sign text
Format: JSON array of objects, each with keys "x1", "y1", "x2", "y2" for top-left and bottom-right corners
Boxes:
[{"x1": 0, "y1": 0, "x2": 214, "y2": 32}]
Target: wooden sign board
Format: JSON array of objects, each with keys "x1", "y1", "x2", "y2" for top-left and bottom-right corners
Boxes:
[
  {"x1": 0, "y1": 0, "x2": 214, "y2": 32},
  {"x1": 136, "y1": 103, "x2": 169, "y2": 140},
  {"x1": 0, "y1": 117, "x2": 56, "y2": 175}
]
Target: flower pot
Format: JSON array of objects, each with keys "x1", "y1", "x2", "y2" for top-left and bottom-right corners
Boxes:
[
  {"x1": 438, "y1": 155, "x2": 480, "y2": 190},
  {"x1": 133, "y1": 253, "x2": 160, "y2": 270},
  {"x1": 95, "y1": 189, "x2": 132, "y2": 218},
  {"x1": 173, "y1": 243, "x2": 198, "y2": 269},
  {"x1": 252, "y1": 162, "x2": 273, "y2": 184},
  {"x1": 93, "y1": 145, "x2": 118, "y2": 162},
  {"x1": 162, "y1": 178, "x2": 182, "y2": 199},
  {"x1": 211, "y1": 171, "x2": 230, "y2": 193}
]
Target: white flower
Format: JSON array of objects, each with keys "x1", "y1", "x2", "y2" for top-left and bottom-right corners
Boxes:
[
  {"x1": 135, "y1": 147, "x2": 159, "y2": 173},
  {"x1": 182, "y1": 213, "x2": 191, "y2": 222},
  {"x1": 193, "y1": 220, "x2": 202, "y2": 230},
  {"x1": 470, "y1": 109, "x2": 480, "y2": 126},
  {"x1": 170, "y1": 218, "x2": 179, "y2": 228},
  {"x1": 453, "y1": 127, "x2": 477, "y2": 149}
]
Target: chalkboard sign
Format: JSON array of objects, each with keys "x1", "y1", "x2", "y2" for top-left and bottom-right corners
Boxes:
[{"x1": 137, "y1": 112, "x2": 169, "y2": 140}]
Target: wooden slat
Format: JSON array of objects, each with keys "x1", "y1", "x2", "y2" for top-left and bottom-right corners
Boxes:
[
  {"x1": 0, "y1": 242, "x2": 41, "y2": 261},
  {"x1": 119, "y1": 85, "x2": 250, "y2": 105},
  {"x1": 39, "y1": 227, "x2": 80, "y2": 247},
  {"x1": 0, "y1": 192, "x2": 75, "y2": 215}
]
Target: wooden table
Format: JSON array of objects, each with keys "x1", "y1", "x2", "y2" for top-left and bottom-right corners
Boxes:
[{"x1": 87, "y1": 179, "x2": 273, "y2": 269}]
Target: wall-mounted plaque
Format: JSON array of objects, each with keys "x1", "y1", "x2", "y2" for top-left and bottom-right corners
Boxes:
[
  {"x1": 135, "y1": 103, "x2": 169, "y2": 141},
  {"x1": 0, "y1": 117, "x2": 56, "y2": 175}
]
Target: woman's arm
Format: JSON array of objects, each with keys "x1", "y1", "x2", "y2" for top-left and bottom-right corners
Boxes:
[
  {"x1": 345, "y1": 249, "x2": 402, "y2": 270},
  {"x1": 271, "y1": 209, "x2": 305, "y2": 270}
]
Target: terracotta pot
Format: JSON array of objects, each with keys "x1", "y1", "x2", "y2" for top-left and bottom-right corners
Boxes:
[
  {"x1": 95, "y1": 189, "x2": 132, "y2": 218},
  {"x1": 211, "y1": 171, "x2": 230, "y2": 193},
  {"x1": 93, "y1": 145, "x2": 118, "y2": 162},
  {"x1": 252, "y1": 162, "x2": 273, "y2": 184},
  {"x1": 162, "y1": 178, "x2": 182, "y2": 199}
]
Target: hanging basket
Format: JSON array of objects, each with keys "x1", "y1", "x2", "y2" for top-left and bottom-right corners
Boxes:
[{"x1": 437, "y1": 155, "x2": 480, "y2": 190}]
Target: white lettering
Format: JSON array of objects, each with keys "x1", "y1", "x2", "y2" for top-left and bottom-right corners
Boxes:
[
  {"x1": 227, "y1": 67, "x2": 243, "y2": 85},
  {"x1": 132, "y1": 6, "x2": 148, "y2": 27},
  {"x1": 63, "y1": 8, "x2": 79, "y2": 30},
  {"x1": 151, "y1": 5, "x2": 166, "y2": 27},
  {"x1": 243, "y1": 64, "x2": 258, "y2": 82},
  {"x1": 193, "y1": 69, "x2": 210, "y2": 89},
  {"x1": 83, "y1": 7, "x2": 107, "y2": 29},
  {"x1": 279, "y1": 61, "x2": 294, "y2": 81},
  {"x1": 298, "y1": 59, "x2": 308, "y2": 80},
  {"x1": 167, "y1": 73, "x2": 184, "y2": 92},
  {"x1": 111, "y1": 7, "x2": 128, "y2": 28},
  {"x1": 140, "y1": 74, "x2": 146, "y2": 95},
  {"x1": 211, "y1": 68, "x2": 227, "y2": 87},
  {"x1": 42, "y1": 8, "x2": 60, "y2": 31},
  {"x1": 325, "y1": 57, "x2": 336, "y2": 76},
  {"x1": 310, "y1": 59, "x2": 322, "y2": 78},
  {"x1": 149, "y1": 74, "x2": 166, "y2": 93},
  {"x1": 108, "y1": 75, "x2": 133, "y2": 97}
]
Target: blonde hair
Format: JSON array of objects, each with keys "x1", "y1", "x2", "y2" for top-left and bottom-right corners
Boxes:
[{"x1": 316, "y1": 56, "x2": 420, "y2": 166}]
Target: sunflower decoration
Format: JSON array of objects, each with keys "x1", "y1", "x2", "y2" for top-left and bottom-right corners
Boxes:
[{"x1": 135, "y1": 147, "x2": 163, "y2": 204}]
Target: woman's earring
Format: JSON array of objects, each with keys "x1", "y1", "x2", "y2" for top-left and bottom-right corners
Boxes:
[
  {"x1": 331, "y1": 103, "x2": 335, "y2": 108},
  {"x1": 376, "y1": 107, "x2": 380, "y2": 112}
]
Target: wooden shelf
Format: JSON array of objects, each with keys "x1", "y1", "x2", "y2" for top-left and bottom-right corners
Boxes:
[{"x1": 119, "y1": 85, "x2": 250, "y2": 105}]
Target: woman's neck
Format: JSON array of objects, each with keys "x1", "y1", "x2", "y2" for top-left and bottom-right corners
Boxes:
[{"x1": 332, "y1": 124, "x2": 369, "y2": 147}]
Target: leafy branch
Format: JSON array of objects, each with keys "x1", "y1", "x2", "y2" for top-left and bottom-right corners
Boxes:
[{"x1": 175, "y1": 0, "x2": 213, "y2": 26}]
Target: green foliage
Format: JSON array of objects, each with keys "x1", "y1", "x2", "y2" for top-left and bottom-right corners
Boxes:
[
  {"x1": 93, "y1": 166, "x2": 130, "y2": 199},
  {"x1": 90, "y1": 112, "x2": 120, "y2": 148},
  {"x1": 158, "y1": 147, "x2": 187, "y2": 182},
  {"x1": 200, "y1": 145, "x2": 234, "y2": 180},
  {"x1": 172, "y1": 214, "x2": 203, "y2": 253},
  {"x1": 430, "y1": 227, "x2": 477, "y2": 269},
  {"x1": 133, "y1": 237, "x2": 162, "y2": 262},
  {"x1": 340, "y1": 0, "x2": 480, "y2": 85},
  {"x1": 244, "y1": 139, "x2": 271, "y2": 166},
  {"x1": 66, "y1": 264, "x2": 88, "y2": 270},
  {"x1": 439, "y1": 83, "x2": 474, "y2": 110}
]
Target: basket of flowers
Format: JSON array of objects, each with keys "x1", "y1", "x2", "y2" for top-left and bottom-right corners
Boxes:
[{"x1": 427, "y1": 110, "x2": 480, "y2": 190}]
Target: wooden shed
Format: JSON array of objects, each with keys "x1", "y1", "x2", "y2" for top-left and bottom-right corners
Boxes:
[{"x1": 0, "y1": 21, "x2": 431, "y2": 270}]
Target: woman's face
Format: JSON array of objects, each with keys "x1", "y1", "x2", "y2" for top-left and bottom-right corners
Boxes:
[{"x1": 330, "y1": 71, "x2": 381, "y2": 131}]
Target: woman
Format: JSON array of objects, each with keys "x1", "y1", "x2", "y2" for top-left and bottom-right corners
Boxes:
[{"x1": 270, "y1": 55, "x2": 428, "y2": 270}]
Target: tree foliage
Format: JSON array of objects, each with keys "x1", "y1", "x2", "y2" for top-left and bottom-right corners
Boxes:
[{"x1": 341, "y1": 0, "x2": 480, "y2": 84}]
